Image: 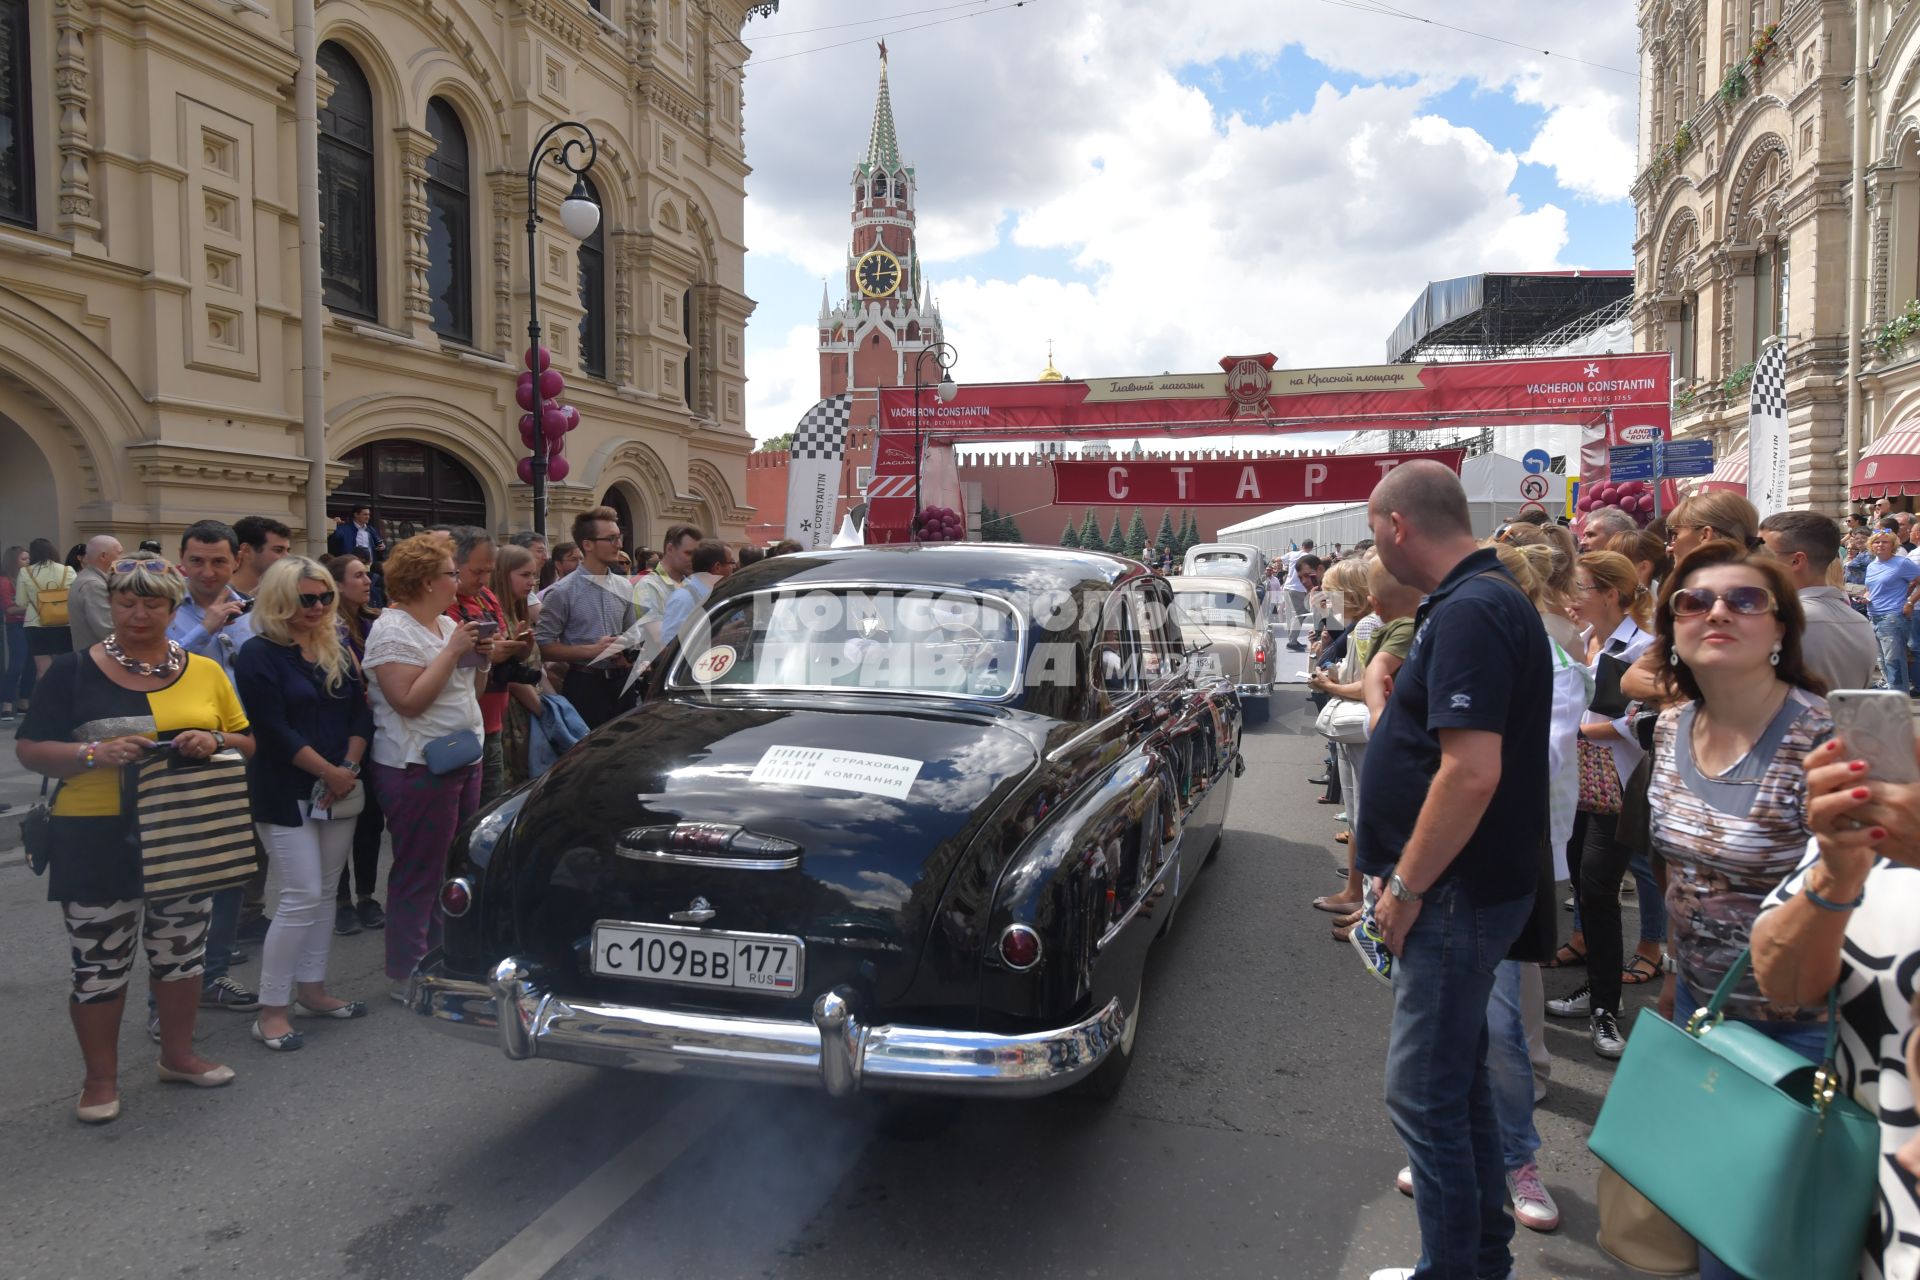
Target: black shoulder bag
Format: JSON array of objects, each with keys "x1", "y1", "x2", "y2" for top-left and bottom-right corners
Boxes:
[{"x1": 22, "y1": 776, "x2": 54, "y2": 875}]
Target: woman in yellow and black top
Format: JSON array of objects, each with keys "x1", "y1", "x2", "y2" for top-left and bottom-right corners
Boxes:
[{"x1": 16, "y1": 557, "x2": 253, "y2": 1125}]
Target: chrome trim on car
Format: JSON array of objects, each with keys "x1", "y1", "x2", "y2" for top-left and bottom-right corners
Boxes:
[
  {"x1": 613, "y1": 845, "x2": 802, "y2": 871},
  {"x1": 408, "y1": 951, "x2": 1126, "y2": 1099},
  {"x1": 1045, "y1": 705, "x2": 1130, "y2": 764}
]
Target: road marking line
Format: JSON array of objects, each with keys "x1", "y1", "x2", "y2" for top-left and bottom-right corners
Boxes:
[{"x1": 464, "y1": 1087, "x2": 729, "y2": 1280}]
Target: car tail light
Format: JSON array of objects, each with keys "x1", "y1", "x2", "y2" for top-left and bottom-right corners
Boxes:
[
  {"x1": 998, "y1": 924, "x2": 1042, "y2": 971},
  {"x1": 1255, "y1": 645, "x2": 1266, "y2": 665},
  {"x1": 440, "y1": 877, "x2": 473, "y2": 918}
]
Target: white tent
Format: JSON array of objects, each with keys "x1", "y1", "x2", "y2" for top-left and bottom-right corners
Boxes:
[{"x1": 1218, "y1": 454, "x2": 1565, "y2": 554}]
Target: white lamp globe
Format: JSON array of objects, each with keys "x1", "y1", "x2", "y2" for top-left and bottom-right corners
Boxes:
[
  {"x1": 559, "y1": 178, "x2": 601, "y2": 240},
  {"x1": 936, "y1": 376, "x2": 958, "y2": 403}
]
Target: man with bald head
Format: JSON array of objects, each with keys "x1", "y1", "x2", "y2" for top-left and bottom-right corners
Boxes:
[
  {"x1": 1357, "y1": 462, "x2": 1552, "y2": 1280},
  {"x1": 67, "y1": 533, "x2": 123, "y2": 651}
]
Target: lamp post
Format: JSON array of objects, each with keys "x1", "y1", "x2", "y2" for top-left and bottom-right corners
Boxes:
[
  {"x1": 911, "y1": 341, "x2": 958, "y2": 528},
  {"x1": 523, "y1": 121, "x2": 600, "y2": 539}
]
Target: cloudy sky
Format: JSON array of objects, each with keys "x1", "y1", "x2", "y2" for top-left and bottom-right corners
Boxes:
[{"x1": 736, "y1": 0, "x2": 1640, "y2": 445}]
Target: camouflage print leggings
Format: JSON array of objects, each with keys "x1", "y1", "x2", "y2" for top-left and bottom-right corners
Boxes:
[{"x1": 61, "y1": 896, "x2": 213, "y2": 1004}]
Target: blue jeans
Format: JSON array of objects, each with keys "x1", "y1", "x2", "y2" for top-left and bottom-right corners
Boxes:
[
  {"x1": 1670, "y1": 979, "x2": 1827, "y2": 1280},
  {"x1": 200, "y1": 885, "x2": 242, "y2": 986},
  {"x1": 1385, "y1": 879, "x2": 1535, "y2": 1280},
  {"x1": 1485, "y1": 960, "x2": 1540, "y2": 1173},
  {"x1": 1872, "y1": 612, "x2": 1911, "y2": 692}
]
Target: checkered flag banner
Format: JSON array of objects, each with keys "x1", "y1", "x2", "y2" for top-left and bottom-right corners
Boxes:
[
  {"x1": 784, "y1": 394, "x2": 852, "y2": 548},
  {"x1": 1745, "y1": 339, "x2": 1789, "y2": 519}
]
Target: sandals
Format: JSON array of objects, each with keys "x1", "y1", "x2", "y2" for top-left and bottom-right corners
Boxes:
[
  {"x1": 1544, "y1": 942, "x2": 1587, "y2": 970},
  {"x1": 1334, "y1": 831, "x2": 1350, "y2": 845},
  {"x1": 1621, "y1": 954, "x2": 1663, "y2": 985},
  {"x1": 1313, "y1": 894, "x2": 1362, "y2": 914}
]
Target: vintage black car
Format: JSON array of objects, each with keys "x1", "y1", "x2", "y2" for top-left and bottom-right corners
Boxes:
[{"x1": 408, "y1": 544, "x2": 1242, "y2": 1099}]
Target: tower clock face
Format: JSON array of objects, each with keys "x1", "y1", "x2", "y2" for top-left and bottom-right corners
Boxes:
[{"x1": 856, "y1": 248, "x2": 902, "y2": 299}]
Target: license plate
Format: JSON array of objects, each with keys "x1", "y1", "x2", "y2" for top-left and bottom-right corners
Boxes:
[{"x1": 590, "y1": 922, "x2": 804, "y2": 996}]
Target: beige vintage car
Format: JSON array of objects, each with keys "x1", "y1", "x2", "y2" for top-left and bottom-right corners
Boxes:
[{"x1": 1169, "y1": 574, "x2": 1273, "y2": 724}]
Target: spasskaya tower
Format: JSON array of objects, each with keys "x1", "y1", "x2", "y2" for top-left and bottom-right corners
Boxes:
[{"x1": 818, "y1": 43, "x2": 944, "y2": 429}]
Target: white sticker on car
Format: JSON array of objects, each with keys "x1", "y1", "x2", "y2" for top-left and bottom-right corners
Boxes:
[
  {"x1": 749, "y1": 746, "x2": 923, "y2": 799},
  {"x1": 689, "y1": 645, "x2": 736, "y2": 683}
]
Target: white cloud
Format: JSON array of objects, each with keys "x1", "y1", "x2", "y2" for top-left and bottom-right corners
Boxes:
[{"x1": 740, "y1": 0, "x2": 1631, "y2": 440}]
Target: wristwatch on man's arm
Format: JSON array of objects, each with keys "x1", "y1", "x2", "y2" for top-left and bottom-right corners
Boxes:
[{"x1": 1387, "y1": 872, "x2": 1424, "y2": 904}]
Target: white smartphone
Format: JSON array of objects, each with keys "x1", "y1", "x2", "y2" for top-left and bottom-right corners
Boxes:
[{"x1": 1827, "y1": 689, "x2": 1920, "y2": 784}]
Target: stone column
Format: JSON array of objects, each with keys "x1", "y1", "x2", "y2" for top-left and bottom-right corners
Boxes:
[
  {"x1": 52, "y1": 0, "x2": 99, "y2": 243},
  {"x1": 395, "y1": 127, "x2": 436, "y2": 334}
]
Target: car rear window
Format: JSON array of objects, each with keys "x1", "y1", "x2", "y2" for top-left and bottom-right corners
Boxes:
[
  {"x1": 670, "y1": 588, "x2": 1024, "y2": 699},
  {"x1": 1172, "y1": 591, "x2": 1255, "y2": 628}
]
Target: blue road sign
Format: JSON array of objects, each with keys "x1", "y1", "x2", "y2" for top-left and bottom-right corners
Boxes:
[
  {"x1": 1663, "y1": 454, "x2": 1717, "y2": 478},
  {"x1": 1521, "y1": 448, "x2": 1552, "y2": 475},
  {"x1": 1663, "y1": 438, "x2": 1714, "y2": 462},
  {"x1": 1609, "y1": 444, "x2": 1655, "y2": 481},
  {"x1": 1610, "y1": 459, "x2": 1656, "y2": 482}
]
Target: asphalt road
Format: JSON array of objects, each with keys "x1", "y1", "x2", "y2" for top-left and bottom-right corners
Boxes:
[{"x1": 0, "y1": 694, "x2": 1643, "y2": 1280}]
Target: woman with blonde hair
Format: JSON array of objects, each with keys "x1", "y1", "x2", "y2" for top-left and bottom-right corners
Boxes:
[
  {"x1": 235, "y1": 558, "x2": 373, "y2": 1049},
  {"x1": 1496, "y1": 525, "x2": 1582, "y2": 654},
  {"x1": 1667, "y1": 489, "x2": 1761, "y2": 561},
  {"x1": 1307, "y1": 557, "x2": 1379, "y2": 870}
]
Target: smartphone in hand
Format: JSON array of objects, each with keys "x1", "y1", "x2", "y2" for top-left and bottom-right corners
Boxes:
[
  {"x1": 1828, "y1": 689, "x2": 1920, "y2": 784},
  {"x1": 457, "y1": 619, "x2": 500, "y2": 669}
]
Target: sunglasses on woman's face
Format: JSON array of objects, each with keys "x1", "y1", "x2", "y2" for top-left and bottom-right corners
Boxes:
[
  {"x1": 1669, "y1": 585, "x2": 1775, "y2": 617},
  {"x1": 298, "y1": 591, "x2": 336, "y2": 609},
  {"x1": 111, "y1": 558, "x2": 179, "y2": 576}
]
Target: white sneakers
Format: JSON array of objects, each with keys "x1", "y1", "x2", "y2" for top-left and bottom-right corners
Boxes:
[
  {"x1": 1386, "y1": 1158, "x2": 1560, "y2": 1234},
  {"x1": 1506, "y1": 1160, "x2": 1561, "y2": 1231}
]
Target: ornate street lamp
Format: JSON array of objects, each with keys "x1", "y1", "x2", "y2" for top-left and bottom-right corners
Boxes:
[
  {"x1": 521, "y1": 121, "x2": 599, "y2": 538},
  {"x1": 911, "y1": 341, "x2": 958, "y2": 525}
]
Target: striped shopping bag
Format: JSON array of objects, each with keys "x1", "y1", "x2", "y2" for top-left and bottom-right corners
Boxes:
[{"x1": 130, "y1": 748, "x2": 258, "y2": 899}]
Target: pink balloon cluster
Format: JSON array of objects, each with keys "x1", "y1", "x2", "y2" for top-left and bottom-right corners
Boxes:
[
  {"x1": 513, "y1": 346, "x2": 581, "y2": 484},
  {"x1": 913, "y1": 505, "x2": 965, "y2": 542},
  {"x1": 1576, "y1": 477, "x2": 1657, "y2": 527}
]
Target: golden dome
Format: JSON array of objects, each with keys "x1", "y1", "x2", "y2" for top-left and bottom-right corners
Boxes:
[{"x1": 1038, "y1": 339, "x2": 1064, "y2": 382}]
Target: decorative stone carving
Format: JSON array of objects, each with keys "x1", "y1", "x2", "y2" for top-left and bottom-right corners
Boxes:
[
  {"x1": 1869, "y1": 172, "x2": 1893, "y2": 328},
  {"x1": 492, "y1": 177, "x2": 514, "y2": 352},
  {"x1": 396, "y1": 128, "x2": 436, "y2": 325},
  {"x1": 52, "y1": 0, "x2": 97, "y2": 235},
  {"x1": 613, "y1": 229, "x2": 638, "y2": 386}
]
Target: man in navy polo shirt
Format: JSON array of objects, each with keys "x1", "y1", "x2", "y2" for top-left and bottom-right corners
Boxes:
[{"x1": 1357, "y1": 462, "x2": 1550, "y2": 1280}]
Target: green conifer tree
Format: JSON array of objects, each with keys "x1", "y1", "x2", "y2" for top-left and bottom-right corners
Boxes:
[
  {"x1": 1125, "y1": 508, "x2": 1148, "y2": 557},
  {"x1": 1060, "y1": 519, "x2": 1079, "y2": 548},
  {"x1": 1155, "y1": 510, "x2": 1177, "y2": 553},
  {"x1": 1002, "y1": 514, "x2": 1024, "y2": 543},
  {"x1": 1080, "y1": 508, "x2": 1103, "y2": 548},
  {"x1": 1106, "y1": 514, "x2": 1127, "y2": 555}
]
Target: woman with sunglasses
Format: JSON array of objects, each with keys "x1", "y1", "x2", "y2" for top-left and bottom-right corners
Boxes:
[
  {"x1": 234, "y1": 558, "x2": 373, "y2": 1050},
  {"x1": 16, "y1": 557, "x2": 254, "y2": 1120}
]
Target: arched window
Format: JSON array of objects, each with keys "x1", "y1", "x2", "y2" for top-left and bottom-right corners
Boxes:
[
  {"x1": 1754, "y1": 240, "x2": 1787, "y2": 352},
  {"x1": 0, "y1": 0, "x2": 34, "y2": 228},
  {"x1": 577, "y1": 175, "x2": 606, "y2": 378},
  {"x1": 873, "y1": 173, "x2": 887, "y2": 200},
  {"x1": 424, "y1": 98, "x2": 471, "y2": 344},
  {"x1": 681, "y1": 288, "x2": 696, "y2": 407},
  {"x1": 333, "y1": 440, "x2": 486, "y2": 538},
  {"x1": 318, "y1": 43, "x2": 377, "y2": 320}
]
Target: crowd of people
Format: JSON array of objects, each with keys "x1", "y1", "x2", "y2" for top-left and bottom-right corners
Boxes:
[
  {"x1": 13, "y1": 506, "x2": 806, "y2": 1123},
  {"x1": 1284, "y1": 469, "x2": 1915, "y2": 1280}
]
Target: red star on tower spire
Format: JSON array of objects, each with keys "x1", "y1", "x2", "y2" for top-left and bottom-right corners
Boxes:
[{"x1": 878, "y1": 39, "x2": 887, "y2": 61}]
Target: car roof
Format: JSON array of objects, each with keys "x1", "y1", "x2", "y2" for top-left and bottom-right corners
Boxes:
[{"x1": 714, "y1": 542, "x2": 1142, "y2": 603}]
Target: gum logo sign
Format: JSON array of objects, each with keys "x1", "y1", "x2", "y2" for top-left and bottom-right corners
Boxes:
[{"x1": 749, "y1": 746, "x2": 923, "y2": 799}]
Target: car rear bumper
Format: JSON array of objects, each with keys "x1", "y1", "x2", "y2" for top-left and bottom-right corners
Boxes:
[{"x1": 406, "y1": 950, "x2": 1126, "y2": 1098}]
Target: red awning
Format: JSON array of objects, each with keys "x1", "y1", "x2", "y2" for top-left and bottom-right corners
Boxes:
[
  {"x1": 1692, "y1": 448, "x2": 1747, "y2": 495},
  {"x1": 1852, "y1": 421, "x2": 1920, "y2": 498}
]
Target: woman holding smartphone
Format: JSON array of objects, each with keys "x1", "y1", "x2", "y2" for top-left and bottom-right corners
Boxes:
[
  {"x1": 362, "y1": 535, "x2": 482, "y2": 1000},
  {"x1": 235, "y1": 559, "x2": 373, "y2": 1050}
]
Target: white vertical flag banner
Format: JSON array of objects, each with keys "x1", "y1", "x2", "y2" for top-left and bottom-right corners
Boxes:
[
  {"x1": 784, "y1": 394, "x2": 851, "y2": 550},
  {"x1": 1745, "y1": 339, "x2": 1790, "y2": 519}
]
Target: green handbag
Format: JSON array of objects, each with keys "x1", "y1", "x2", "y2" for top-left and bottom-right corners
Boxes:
[{"x1": 1587, "y1": 949, "x2": 1879, "y2": 1280}]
